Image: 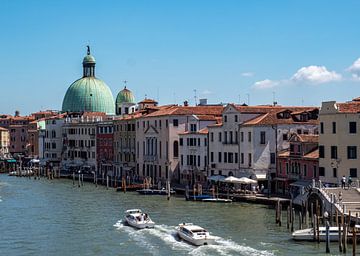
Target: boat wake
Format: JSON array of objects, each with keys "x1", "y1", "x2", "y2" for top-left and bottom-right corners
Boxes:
[{"x1": 113, "y1": 220, "x2": 274, "y2": 256}]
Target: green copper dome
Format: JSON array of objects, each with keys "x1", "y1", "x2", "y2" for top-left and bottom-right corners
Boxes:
[
  {"x1": 116, "y1": 86, "x2": 135, "y2": 104},
  {"x1": 62, "y1": 77, "x2": 115, "y2": 114},
  {"x1": 62, "y1": 46, "x2": 115, "y2": 115}
]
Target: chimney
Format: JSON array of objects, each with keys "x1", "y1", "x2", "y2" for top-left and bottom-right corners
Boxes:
[
  {"x1": 199, "y1": 98, "x2": 207, "y2": 106},
  {"x1": 184, "y1": 100, "x2": 189, "y2": 106},
  {"x1": 15, "y1": 110, "x2": 20, "y2": 117}
]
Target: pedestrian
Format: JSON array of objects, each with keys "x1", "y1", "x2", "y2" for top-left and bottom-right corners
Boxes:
[
  {"x1": 338, "y1": 191, "x2": 342, "y2": 203},
  {"x1": 341, "y1": 175, "x2": 346, "y2": 189}
]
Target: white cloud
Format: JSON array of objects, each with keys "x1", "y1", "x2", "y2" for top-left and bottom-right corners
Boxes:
[
  {"x1": 252, "y1": 79, "x2": 279, "y2": 89},
  {"x1": 291, "y1": 65, "x2": 341, "y2": 84},
  {"x1": 241, "y1": 72, "x2": 255, "y2": 77},
  {"x1": 201, "y1": 89, "x2": 213, "y2": 95},
  {"x1": 348, "y1": 58, "x2": 360, "y2": 79}
]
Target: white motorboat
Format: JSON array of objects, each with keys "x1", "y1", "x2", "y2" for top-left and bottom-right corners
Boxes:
[
  {"x1": 202, "y1": 198, "x2": 232, "y2": 203},
  {"x1": 176, "y1": 223, "x2": 216, "y2": 246},
  {"x1": 292, "y1": 226, "x2": 341, "y2": 241},
  {"x1": 124, "y1": 209, "x2": 155, "y2": 229}
]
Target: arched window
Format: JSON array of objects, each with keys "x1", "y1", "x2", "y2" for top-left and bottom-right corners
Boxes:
[{"x1": 173, "y1": 140, "x2": 179, "y2": 158}]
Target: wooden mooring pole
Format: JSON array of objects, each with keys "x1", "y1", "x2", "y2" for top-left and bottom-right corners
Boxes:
[{"x1": 287, "y1": 206, "x2": 290, "y2": 230}]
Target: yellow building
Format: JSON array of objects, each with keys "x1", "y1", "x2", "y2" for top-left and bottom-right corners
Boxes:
[{"x1": 319, "y1": 97, "x2": 360, "y2": 184}]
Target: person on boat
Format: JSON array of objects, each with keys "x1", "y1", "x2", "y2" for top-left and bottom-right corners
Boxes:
[
  {"x1": 348, "y1": 175, "x2": 353, "y2": 189},
  {"x1": 341, "y1": 175, "x2": 346, "y2": 189},
  {"x1": 141, "y1": 214, "x2": 144, "y2": 222}
]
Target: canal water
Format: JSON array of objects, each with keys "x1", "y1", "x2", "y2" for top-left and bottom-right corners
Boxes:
[{"x1": 0, "y1": 175, "x2": 345, "y2": 255}]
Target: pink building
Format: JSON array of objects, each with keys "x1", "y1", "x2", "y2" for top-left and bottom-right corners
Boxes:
[{"x1": 275, "y1": 133, "x2": 319, "y2": 195}]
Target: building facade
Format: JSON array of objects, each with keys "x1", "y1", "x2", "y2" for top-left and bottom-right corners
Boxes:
[
  {"x1": 319, "y1": 98, "x2": 360, "y2": 184},
  {"x1": 276, "y1": 133, "x2": 319, "y2": 195}
]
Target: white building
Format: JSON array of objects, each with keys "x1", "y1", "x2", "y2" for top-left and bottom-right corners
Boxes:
[
  {"x1": 42, "y1": 115, "x2": 65, "y2": 169},
  {"x1": 61, "y1": 114, "x2": 104, "y2": 173},
  {"x1": 178, "y1": 114, "x2": 219, "y2": 185},
  {"x1": 136, "y1": 104, "x2": 223, "y2": 184},
  {"x1": 319, "y1": 98, "x2": 360, "y2": 184},
  {"x1": 240, "y1": 108, "x2": 319, "y2": 191},
  {"x1": 208, "y1": 104, "x2": 319, "y2": 183}
]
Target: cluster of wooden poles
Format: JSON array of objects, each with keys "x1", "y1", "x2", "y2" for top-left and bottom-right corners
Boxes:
[
  {"x1": 274, "y1": 199, "x2": 359, "y2": 255},
  {"x1": 32, "y1": 167, "x2": 60, "y2": 180}
]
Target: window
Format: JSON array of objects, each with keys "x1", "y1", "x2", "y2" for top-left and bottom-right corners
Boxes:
[
  {"x1": 179, "y1": 138, "x2": 183, "y2": 146},
  {"x1": 235, "y1": 153, "x2": 238, "y2": 163},
  {"x1": 260, "y1": 131, "x2": 266, "y2": 144},
  {"x1": 319, "y1": 145, "x2": 325, "y2": 158},
  {"x1": 224, "y1": 115, "x2": 227, "y2": 122},
  {"x1": 331, "y1": 146, "x2": 338, "y2": 159},
  {"x1": 224, "y1": 132, "x2": 227, "y2": 144},
  {"x1": 283, "y1": 133, "x2": 288, "y2": 141},
  {"x1": 224, "y1": 152, "x2": 228, "y2": 163},
  {"x1": 210, "y1": 132, "x2": 214, "y2": 142},
  {"x1": 166, "y1": 120, "x2": 168, "y2": 128},
  {"x1": 241, "y1": 153, "x2": 244, "y2": 164},
  {"x1": 297, "y1": 129, "x2": 302, "y2": 134},
  {"x1": 332, "y1": 122, "x2": 336, "y2": 134},
  {"x1": 229, "y1": 131, "x2": 233, "y2": 143},
  {"x1": 320, "y1": 122, "x2": 324, "y2": 134},
  {"x1": 173, "y1": 119, "x2": 178, "y2": 126},
  {"x1": 210, "y1": 152, "x2": 214, "y2": 162},
  {"x1": 248, "y1": 132, "x2": 251, "y2": 142},
  {"x1": 240, "y1": 132, "x2": 244, "y2": 142},
  {"x1": 349, "y1": 122, "x2": 357, "y2": 133},
  {"x1": 313, "y1": 166, "x2": 317, "y2": 178},
  {"x1": 350, "y1": 168, "x2": 358, "y2": 178},
  {"x1": 173, "y1": 141, "x2": 179, "y2": 157},
  {"x1": 218, "y1": 152, "x2": 222, "y2": 162},
  {"x1": 218, "y1": 132, "x2": 222, "y2": 142},
  {"x1": 303, "y1": 165, "x2": 307, "y2": 177},
  {"x1": 270, "y1": 153, "x2": 275, "y2": 164},
  {"x1": 248, "y1": 153, "x2": 252, "y2": 167},
  {"x1": 333, "y1": 168, "x2": 337, "y2": 178},
  {"x1": 347, "y1": 146, "x2": 357, "y2": 159},
  {"x1": 190, "y1": 124, "x2": 196, "y2": 132},
  {"x1": 198, "y1": 155, "x2": 200, "y2": 167},
  {"x1": 235, "y1": 115, "x2": 238, "y2": 122},
  {"x1": 319, "y1": 167, "x2": 325, "y2": 176},
  {"x1": 228, "y1": 153, "x2": 233, "y2": 163}
]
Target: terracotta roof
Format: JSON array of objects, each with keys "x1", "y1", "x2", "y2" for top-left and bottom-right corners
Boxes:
[
  {"x1": 298, "y1": 134, "x2": 319, "y2": 143},
  {"x1": 277, "y1": 149, "x2": 290, "y2": 158},
  {"x1": 207, "y1": 122, "x2": 223, "y2": 127},
  {"x1": 336, "y1": 102, "x2": 360, "y2": 113},
  {"x1": 138, "y1": 98, "x2": 158, "y2": 104},
  {"x1": 303, "y1": 148, "x2": 319, "y2": 159},
  {"x1": 194, "y1": 114, "x2": 218, "y2": 121},
  {"x1": 178, "y1": 127, "x2": 208, "y2": 135},
  {"x1": 144, "y1": 105, "x2": 224, "y2": 118},
  {"x1": 242, "y1": 108, "x2": 319, "y2": 126}
]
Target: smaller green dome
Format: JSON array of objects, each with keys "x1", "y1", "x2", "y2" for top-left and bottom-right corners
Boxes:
[
  {"x1": 116, "y1": 86, "x2": 135, "y2": 104},
  {"x1": 83, "y1": 55, "x2": 96, "y2": 64}
]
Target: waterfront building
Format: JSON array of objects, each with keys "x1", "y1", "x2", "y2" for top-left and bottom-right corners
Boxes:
[
  {"x1": 239, "y1": 107, "x2": 318, "y2": 191},
  {"x1": 179, "y1": 125, "x2": 214, "y2": 186},
  {"x1": 62, "y1": 47, "x2": 115, "y2": 115},
  {"x1": 136, "y1": 103, "x2": 223, "y2": 184},
  {"x1": 0, "y1": 127, "x2": 11, "y2": 171},
  {"x1": 115, "y1": 86, "x2": 136, "y2": 116},
  {"x1": 276, "y1": 133, "x2": 319, "y2": 195},
  {"x1": 96, "y1": 120, "x2": 114, "y2": 179},
  {"x1": 61, "y1": 113, "x2": 107, "y2": 174},
  {"x1": 41, "y1": 115, "x2": 66, "y2": 170},
  {"x1": 113, "y1": 112, "x2": 140, "y2": 180},
  {"x1": 207, "y1": 104, "x2": 289, "y2": 179},
  {"x1": 0, "y1": 111, "x2": 56, "y2": 158},
  {"x1": 319, "y1": 97, "x2": 360, "y2": 184}
]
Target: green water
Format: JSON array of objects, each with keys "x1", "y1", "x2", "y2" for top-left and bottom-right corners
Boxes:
[{"x1": 0, "y1": 175, "x2": 346, "y2": 255}]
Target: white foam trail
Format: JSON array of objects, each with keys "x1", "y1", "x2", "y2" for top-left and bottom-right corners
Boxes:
[
  {"x1": 113, "y1": 220, "x2": 159, "y2": 255},
  {"x1": 113, "y1": 221, "x2": 274, "y2": 256}
]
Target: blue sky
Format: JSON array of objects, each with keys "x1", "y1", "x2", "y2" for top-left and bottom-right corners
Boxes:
[{"x1": 1, "y1": 0, "x2": 360, "y2": 115}]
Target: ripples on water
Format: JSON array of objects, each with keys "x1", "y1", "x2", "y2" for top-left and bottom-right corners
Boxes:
[{"x1": 0, "y1": 175, "x2": 344, "y2": 256}]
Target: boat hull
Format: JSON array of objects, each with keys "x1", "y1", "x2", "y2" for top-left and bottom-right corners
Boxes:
[
  {"x1": 125, "y1": 217, "x2": 155, "y2": 229},
  {"x1": 177, "y1": 230, "x2": 215, "y2": 246}
]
